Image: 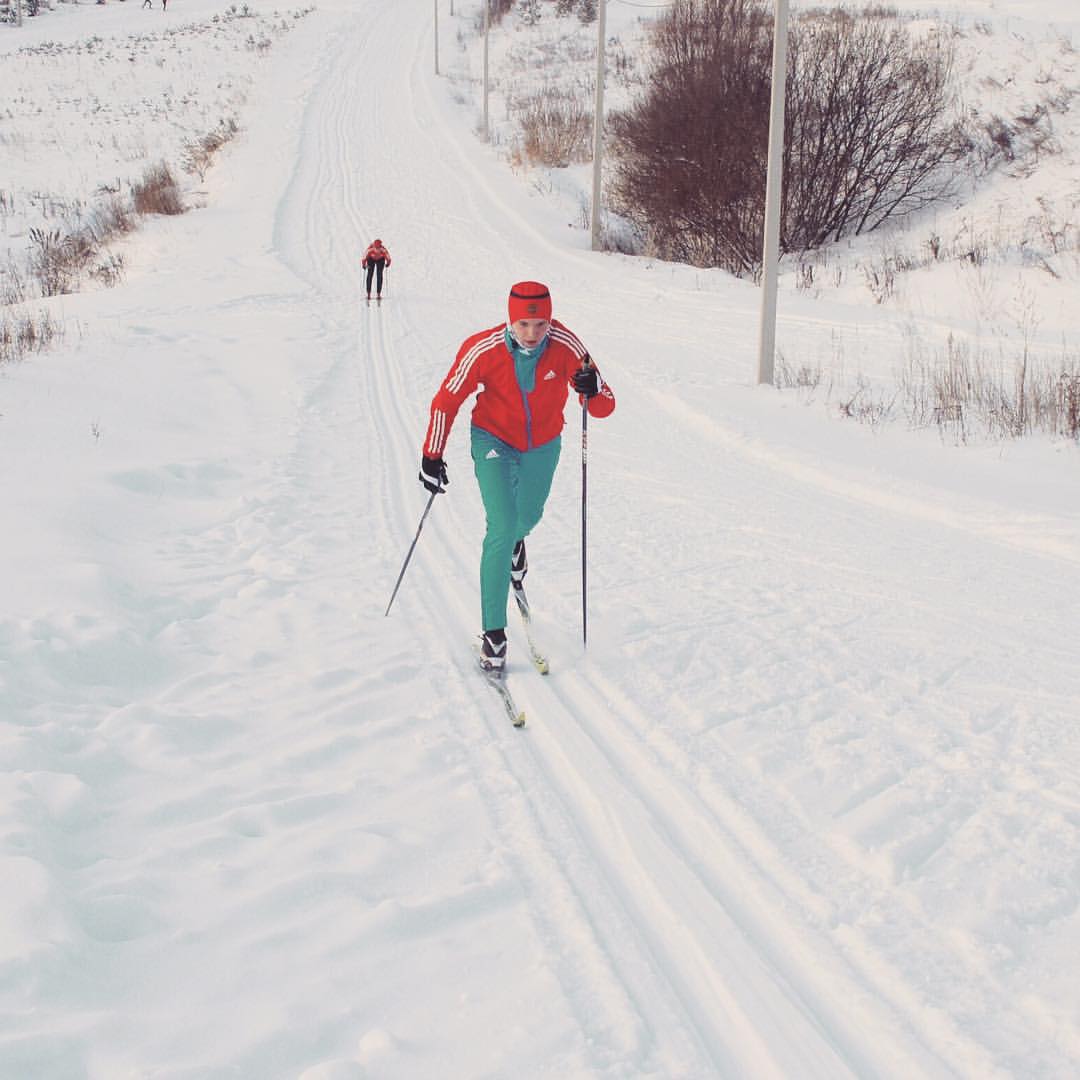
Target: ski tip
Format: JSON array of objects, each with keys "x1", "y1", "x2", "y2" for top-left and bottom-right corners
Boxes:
[
  {"x1": 514, "y1": 711, "x2": 526, "y2": 728},
  {"x1": 534, "y1": 658, "x2": 550, "y2": 675}
]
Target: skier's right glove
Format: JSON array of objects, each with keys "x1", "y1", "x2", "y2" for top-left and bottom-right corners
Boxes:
[{"x1": 420, "y1": 455, "x2": 449, "y2": 494}]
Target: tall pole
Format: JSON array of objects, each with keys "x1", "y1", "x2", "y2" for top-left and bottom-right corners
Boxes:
[
  {"x1": 756, "y1": 0, "x2": 790, "y2": 385},
  {"x1": 580, "y1": 360, "x2": 591, "y2": 648},
  {"x1": 590, "y1": 0, "x2": 607, "y2": 251},
  {"x1": 482, "y1": 0, "x2": 490, "y2": 140},
  {"x1": 434, "y1": 0, "x2": 439, "y2": 75}
]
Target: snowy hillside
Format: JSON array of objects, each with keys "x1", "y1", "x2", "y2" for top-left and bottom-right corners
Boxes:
[{"x1": 2, "y1": 1, "x2": 1079, "y2": 1077}]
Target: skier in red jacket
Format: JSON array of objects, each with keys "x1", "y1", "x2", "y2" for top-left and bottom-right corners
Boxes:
[
  {"x1": 420, "y1": 281, "x2": 615, "y2": 674},
  {"x1": 361, "y1": 239, "x2": 391, "y2": 300}
]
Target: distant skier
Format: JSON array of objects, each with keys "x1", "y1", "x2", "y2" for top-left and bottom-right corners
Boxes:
[
  {"x1": 419, "y1": 281, "x2": 615, "y2": 673},
  {"x1": 361, "y1": 238, "x2": 391, "y2": 300}
]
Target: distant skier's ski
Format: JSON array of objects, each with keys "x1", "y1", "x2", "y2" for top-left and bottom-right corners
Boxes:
[
  {"x1": 513, "y1": 585, "x2": 549, "y2": 675},
  {"x1": 473, "y1": 645, "x2": 526, "y2": 728}
]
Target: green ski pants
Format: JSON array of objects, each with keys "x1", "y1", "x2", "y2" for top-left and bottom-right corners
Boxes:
[{"x1": 471, "y1": 427, "x2": 561, "y2": 631}]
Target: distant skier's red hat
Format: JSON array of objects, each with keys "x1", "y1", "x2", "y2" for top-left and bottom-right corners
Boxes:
[{"x1": 508, "y1": 281, "x2": 552, "y2": 323}]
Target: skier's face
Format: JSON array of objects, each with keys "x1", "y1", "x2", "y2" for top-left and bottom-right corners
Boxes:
[{"x1": 511, "y1": 318, "x2": 550, "y2": 349}]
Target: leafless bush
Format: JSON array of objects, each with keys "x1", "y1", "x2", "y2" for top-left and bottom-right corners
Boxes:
[
  {"x1": 1058, "y1": 373, "x2": 1080, "y2": 439},
  {"x1": 775, "y1": 354, "x2": 825, "y2": 397},
  {"x1": 896, "y1": 336, "x2": 1080, "y2": 441},
  {"x1": 132, "y1": 161, "x2": 185, "y2": 216},
  {"x1": 1, "y1": 254, "x2": 28, "y2": 306},
  {"x1": 608, "y1": 0, "x2": 772, "y2": 273},
  {"x1": 28, "y1": 227, "x2": 92, "y2": 297},
  {"x1": 608, "y1": 0, "x2": 964, "y2": 274},
  {"x1": 473, "y1": 0, "x2": 514, "y2": 31},
  {"x1": 0, "y1": 307, "x2": 62, "y2": 366},
  {"x1": 514, "y1": 86, "x2": 592, "y2": 167},
  {"x1": 84, "y1": 196, "x2": 136, "y2": 244},
  {"x1": 181, "y1": 117, "x2": 240, "y2": 181},
  {"x1": 837, "y1": 376, "x2": 897, "y2": 427},
  {"x1": 91, "y1": 253, "x2": 126, "y2": 289},
  {"x1": 784, "y1": 12, "x2": 965, "y2": 250}
]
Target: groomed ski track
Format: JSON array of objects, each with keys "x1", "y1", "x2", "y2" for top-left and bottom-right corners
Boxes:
[{"x1": 248, "y1": 2, "x2": 1080, "y2": 1077}]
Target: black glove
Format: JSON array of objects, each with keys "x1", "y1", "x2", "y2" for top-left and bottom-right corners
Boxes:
[
  {"x1": 572, "y1": 365, "x2": 600, "y2": 399},
  {"x1": 420, "y1": 455, "x2": 449, "y2": 494}
]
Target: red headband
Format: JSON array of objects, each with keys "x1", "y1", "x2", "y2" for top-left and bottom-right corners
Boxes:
[{"x1": 508, "y1": 281, "x2": 552, "y2": 323}]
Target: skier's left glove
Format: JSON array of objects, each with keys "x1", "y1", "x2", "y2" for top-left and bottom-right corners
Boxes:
[
  {"x1": 420, "y1": 455, "x2": 449, "y2": 494},
  {"x1": 572, "y1": 366, "x2": 600, "y2": 399}
]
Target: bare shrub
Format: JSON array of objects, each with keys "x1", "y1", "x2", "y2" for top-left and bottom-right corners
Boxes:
[
  {"x1": 1058, "y1": 373, "x2": 1080, "y2": 439},
  {"x1": 182, "y1": 117, "x2": 240, "y2": 182},
  {"x1": 577, "y1": 0, "x2": 598, "y2": 23},
  {"x1": 85, "y1": 196, "x2": 136, "y2": 244},
  {"x1": 784, "y1": 11, "x2": 965, "y2": 250},
  {"x1": 515, "y1": 86, "x2": 592, "y2": 167},
  {"x1": 608, "y1": 0, "x2": 964, "y2": 274},
  {"x1": 132, "y1": 161, "x2": 185, "y2": 216},
  {"x1": 518, "y1": 0, "x2": 541, "y2": 25},
  {"x1": 608, "y1": 0, "x2": 773, "y2": 273},
  {"x1": 91, "y1": 253, "x2": 126, "y2": 289},
  {"x1": 896, "y1": 336, "x2": 1080, "y2": 441},
  {"x1": 837, "y1": 376, "x2": 896, "y2": 427},
  {"x1": 1, "y1": 255, "x2": 28, "y2": 306},
  {"x1": 775, "y1": 354, "x2": 825, "y2": 397},
  {"x1": 474, "y1": 0, "x2": 514, "y2": 31},
  {"x1": 0, "y1": 308, "x2": 62, "y2": 366},
  {"x1": 28, "y1": 227, "x2": 91, "y2": 297}
]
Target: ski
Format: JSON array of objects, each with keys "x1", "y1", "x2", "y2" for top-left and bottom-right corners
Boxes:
[
  {"x1": 473, "y1": 645, "x2": 526, "y2": 728},
  {"x1": 513, "y1": 584, "x2": 549, "y2": 675}
]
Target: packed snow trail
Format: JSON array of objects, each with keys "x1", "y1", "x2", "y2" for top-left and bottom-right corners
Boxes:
[
  {"x1": 263, "y1": 2, "x2": 1080, "y2": 1077},
  {"x1": 3, "y1": 1, "x2": 1079, "y2": 1077}
]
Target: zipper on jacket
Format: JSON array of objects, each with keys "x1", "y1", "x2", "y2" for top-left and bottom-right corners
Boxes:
[{"x1": 519, "y1": 385, "x2": 534, "y2": 450}]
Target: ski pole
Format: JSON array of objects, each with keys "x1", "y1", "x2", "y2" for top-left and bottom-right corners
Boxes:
[
  {"x1": 385, "y1": 487, "x2": 438, "y2": 616},
  {"x1": 580, "y1": 356, "x2": 590, "y2": 649}
]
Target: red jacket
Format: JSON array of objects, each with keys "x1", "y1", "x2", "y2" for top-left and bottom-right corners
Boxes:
[
  {"x1": 424, "y1": 320, "x2": 615, "y2": 456},
  {"x1": 362, "y1": 242, "x2": 391, "y2": 267}
]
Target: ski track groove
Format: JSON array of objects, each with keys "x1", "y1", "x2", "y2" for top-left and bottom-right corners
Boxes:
[{"x1": 525, "y1": 664, "x2": 1012, "y2": 1077}]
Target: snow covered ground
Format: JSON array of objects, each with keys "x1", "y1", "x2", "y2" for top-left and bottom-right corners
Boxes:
[{"x1": 2, "y1": 1, "x2": 1079, "y2": 1076}]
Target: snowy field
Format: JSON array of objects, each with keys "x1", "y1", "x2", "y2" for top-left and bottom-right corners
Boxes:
[{"x1": 2, "y1": 0, "x2": 1079, "y2": 1076}]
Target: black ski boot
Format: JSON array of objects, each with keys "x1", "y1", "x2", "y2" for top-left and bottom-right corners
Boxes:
[
  {"x1": 510, "y1": 540, "x2": 530, "y2": 617},
  {"x1": 479, "y1": 628, "x2": 507, "y2": 675}
]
